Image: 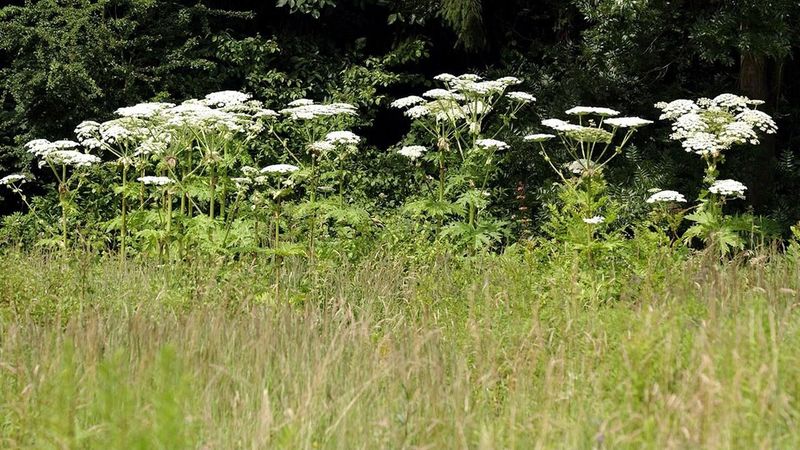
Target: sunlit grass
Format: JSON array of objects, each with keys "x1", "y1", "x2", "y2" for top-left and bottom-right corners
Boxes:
[{"x1": 1, "y1": 250, "x2": 799, "y2": 448}]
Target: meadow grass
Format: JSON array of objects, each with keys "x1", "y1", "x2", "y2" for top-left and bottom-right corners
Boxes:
[{"x1": 1, "y1": 249, "x2": 799, "y2": 449}]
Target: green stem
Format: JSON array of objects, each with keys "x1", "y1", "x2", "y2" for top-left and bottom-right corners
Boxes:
[
  {"x1": 121, "y1": 164, "x2": 128, "y2": 260},
  {"x1": 61, "y1": 164, "x2": 68, "y2": 251},
  {"x1": 209, "y1": 164, "x2": 217, "y2": 219}
]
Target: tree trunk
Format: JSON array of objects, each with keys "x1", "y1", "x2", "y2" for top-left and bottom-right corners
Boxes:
[{"x1": 738, "y1": 52, "x2": 782, "y2": 212}]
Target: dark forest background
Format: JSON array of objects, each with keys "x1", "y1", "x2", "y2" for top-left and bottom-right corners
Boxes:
[{"x1": 2, "y1": 0, "x2": 799, "y2": 227}]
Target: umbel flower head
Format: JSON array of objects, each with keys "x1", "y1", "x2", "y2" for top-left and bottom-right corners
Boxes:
[
  {"x1": 506, "y1": 92, "x2": 536, "y2": 103},
  {"x1": 646, "y1": 190, "x2": 687, "y2": 204},
  {"x1": 0, "y1": 173, "x2": 27, "y2": 186},
  {"x1": 397, "y1": 145, "x2": 426, "y2": 160},
  {"x1": 261, "y1": 164, "x2": 300, "y2": 174},
  {"x1": 565, "y1": 106, "x2": 620, "y2": 117},
  {"x1": 523, "y1": 134, "x2": 555, "y2": 142},
  {"x1": 43, "y1": 150, "x2": 100, "y2": 168},
  {"x1": 391, "y1": 96, "x2": 425, "y2": 109},
  {"x1": 709, "y1": 179, "x2": 747, "y2": 199},
  {"x1": 583, "y1": 215, "x2": 605, "y2": 225},
  {"x1": 325, "y1": 131, "x2": 361, "y2": 145},
  {"x1": 137, "y1": 176, "x2": 174, "y2": 186},
  {"x1": 605, "y1": 117, "x2": 653, "y2": 128},
  {"x1": 656, "y1": 94, "x2": 776, "y2": 158},
  {"x1": 476, "y1": 139, "x2": 510, "y2": 150}
]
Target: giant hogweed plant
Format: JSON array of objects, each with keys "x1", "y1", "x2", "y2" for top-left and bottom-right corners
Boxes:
[
  {"x1": 3, "y1": 91, "x2": 365, "y2": 260},
  {"x1": 655, "y1": 94, "x2": 778, "y2": 255},
  {"x1": 391, "y1": 73, "x2": 536, "y2": 250},
  {"x1": 525, "y1": 107, "x2": 653, "y2": 260}
]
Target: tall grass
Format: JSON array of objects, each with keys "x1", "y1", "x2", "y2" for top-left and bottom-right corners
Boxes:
[{"x1": 1, "y1": 250, "x2": 799, "y2": 448}]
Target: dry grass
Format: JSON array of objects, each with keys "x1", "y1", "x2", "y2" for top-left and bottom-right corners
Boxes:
[{"x1": 1, "y1": 250, "x2": 799, "y2": 448}]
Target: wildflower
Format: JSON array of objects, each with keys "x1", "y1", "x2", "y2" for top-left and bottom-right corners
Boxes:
[
  {"x1": 434, "y1": 73, "x2": 457, "y2": 82},
  {"x1": 135, "y1": 132, "x2": 172, "y2": 157},
  {"x1": 0, "y1": 174, "x2": 27, "y2": 186},
  {"x1": 46, "y1": 150, "x2": 101, "y2": 167},
  {"x1": 709, "y1": 179, "x2": 747, "y2": 198},
  {"x1": 398, "y1": 145, "x2": 426, "y2": 160},
  {"x1": 476, "y1": 139, "x2": 510, "y2": 150},
  {"x1": 604, "y1": 117, "x2": 653, "y2": 128},
  {"x1": 325, "y1": 131, "x2": 361, "y2": 145},
  {"x1": 75, "y1": 121, "x2": 101, "y2": 141},
  {"x1": 261, "y1": 164, "x2": 300, "y2": 174},
  {"x1": 309, "y1": 141, "x2": 336, "y2": 153},
  {"x1": 115, "y1": 102, "x2": 175, "y2": 118},
  {"x1": 583, "y1": 216, "x2": 605, "y2": 224},
  {"x1": 711, "y1": 93, "x2": 749, "y2": 111},
  {"x1": 254, "y1": 109, "x2": 279, "y2": 119},
  {"x1": 204, "y1": 91, "x2": 251, "y2": 107},
  {"x1": 735, "y1": 109, "x2": 777, "y2": 134},
  {"x1": 720, "y1": 121, "x2": 759, "y2": 146},
  {"x1": 565, "y1": 106, "x2": 620, "y2": 117},
  {"x1": 669, "y1": 113, "x2": 707, "y2": 140},
  {"x1": 458, "y1": 74, "x2": 482, "y2": 81},
  {"x1": 453, "y1": 80, "x2": 506, "y2": 95},
  {"x1": 506, "y1": 92, "x2": 536, "y2": 103},
  {"x1": 25, "y1": 139, "x2": 55, "y2": 157},
  {"x1": 422, "y1": 89, "x2": 464, "y2": 101},
  {"x1": 279, "y1": 102, "x2": 357, "y2": 120},
  {"x1": 646, "y1": 190, "x2": 687, "y2": 203},
  {"x1": 391, "y1": 96, "x2": 425, "y2": 109},
  {"x1": 542, "y1": 118, "x2": 582, "y2": 132},
  {"x1": 405, "y1": 105, "x2": 431, "y2": 119},
  {"x1": 165, "y1": 102, "x2": 244, "y2": 132},
  {"x1": 523, "y1": 134, "x2": 555, "y2": 142},
  {"x1": 681, "y1": 132, "x2": 724, "y2": 156},
  {"x1": 288, "y1": 98, "x2": 314, "y2": 107},
  {"x1": 496, "y1": 76, "x2": 522, "y2": 86},
  {"x1": 137, "y1": 176, "x2": 174, "y2": 186},
  {"x1": 655, "y1": 99, "x2": 699, "y2": 120}
]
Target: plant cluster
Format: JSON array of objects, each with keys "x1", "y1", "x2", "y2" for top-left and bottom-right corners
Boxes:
[{"x1": 0, "y1": 79, "x2": 786, "y2": 264}]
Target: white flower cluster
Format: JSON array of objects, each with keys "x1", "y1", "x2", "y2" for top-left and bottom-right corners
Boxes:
[
  {"x1": 604, "y1": 117, "x2": 653, "y2": 128},
  {"x1": 523, "y1": 133, "x2": 555, "y2": 142},
  {"x1": 280, "y1": 100, "x2": 358, "y2": 120},
  {"x1": 204, "y1": 91, "x2": 251, "y2": 107},
  {"x1": 541, "y1": 118, "x2": 581, "y2": 132},
  {"x1": 506, "y1": 92, "x2": 536, "y2": 103},
  {"x1": 646, "y1": 190, "x2": 687, "y2": 203},
  {"x1": 115, "y1": 102, "x2": 175, "y2": 119},
  {"x1": 390, "y1": 96, "x2": 425, "y2": 109},
  {"x1": 476, "y1": 139, "x2": 510, "y2": 150},
  {"x1": 24, "y1": 139, "x2": 80, "y2": 158},
  {"x1": 655, "y1": 99, "x2": 700, "y2": 120},
  {"x1": 0, "y1": 174, "x2": 27, "y2": 186},
  {"x1": 391, "y1": 73, "x2": 534, "y2": 125},
  {"x1": 137, "y1": 176, "x2": 174, "y2": 186},
  {"x1": 165, "y1": 101, "x2": 245, "y2": 132},
  {"x1": 46, "y1": 150, "x2": 101, "y2": 168},
  {"x1": 325, "y1": 131, "x2": 361, "y2": 145},
  {"x1": 565, "y1": 106, "x2": 620, "y2": 117},
  {"x1": 397, "y1": 145, "x2": 426, "y2": 160},
  {"x1": 261, "y1": 164, "x2": 299, "y2": 174},
  {"x1": 708, "y1": 179, "x2": 747, "y2": 198},
  {"x1": 735, "y1": 109, "x2": 777, "y2": 134},
  {"x1": 656, "y1": 94, "x2": 777, "y2": 157},
  {"x1": 583, "y1": 216, "x2": 605, "y2": 224}
]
